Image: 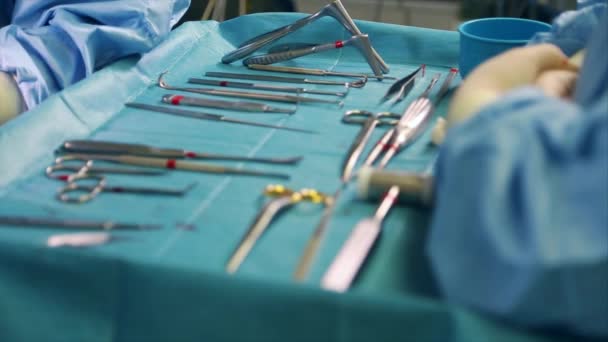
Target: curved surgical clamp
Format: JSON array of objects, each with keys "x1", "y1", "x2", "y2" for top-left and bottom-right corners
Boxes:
[
  {"x1": 46, "y1": 157, "x2": 194, "y2": 204},
  {"x1": 341, "y1": 110, "x2": 401, "y2": 183},
  {"x1": 226, "y1": 185, "x2": 332, "y2": 274},
  {"x1": 221, "y1": 0, "x2": 389, "y2": 75}
]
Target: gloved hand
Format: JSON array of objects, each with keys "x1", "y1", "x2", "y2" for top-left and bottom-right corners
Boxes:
[
  {"x1": 0, "y1": 70, "x2": 26, "y2": 125},
  {"x1": 431, "y1": 44, "x2": 580, "y2": 145}
]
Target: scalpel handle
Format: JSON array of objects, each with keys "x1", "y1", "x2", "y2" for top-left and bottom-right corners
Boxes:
[
  {"x1": 321, "y1": 217, "x2": 381, "y2": 292},
  {"x1": 321, "y1": 186, "x2": 399, "y2": 292}
]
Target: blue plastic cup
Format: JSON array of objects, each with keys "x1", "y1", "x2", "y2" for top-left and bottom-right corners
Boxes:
[{"x1": 458, "y1": 17, "x2": 552, "y2": 78}]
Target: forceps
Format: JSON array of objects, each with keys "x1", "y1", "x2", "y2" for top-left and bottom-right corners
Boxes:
[
  {"x1": 205, "y1": 71, "x2": 365, "y2": 89},
  {"x1": 226, "y1": 185, "x2": 332, "y2": 274},
  {"x1": 46, "y1": 157, "x2": 195, "y2": 203},
  {"x1": 340, "y1": 110, "x2": 401, "y2": 182},
  {"x1": 0, "y1": 215, "x2": 161, "y2": 230},
  {"x1": 247, "y1": 64, "x2": 396, "y2": 81},
  {"x1": 188, "y1": 78, "x2": 348, "y2": 97},
  {"x1": 158, "y1": 72, "x2": 345, "y2": 106},
  {"x1": 364, "y1": 74, "x2": 441, "y2": 169},
  {"x1": 61, "y1": 140, "x2": 303, "y2": 165},
  {"x1": 161, "y1": 94, "x2": 295, "y2": 114},
  {"x1": 221, "y1": 0, "x2": 389, "y2": 75},
  {"x1": 56, "y1": 153, "x2": 291, "y2": 179}
]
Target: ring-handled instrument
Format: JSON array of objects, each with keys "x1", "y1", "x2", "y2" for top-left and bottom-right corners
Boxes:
[
  {"x1": 241, "y1": 34, "x2": 384, "y2": 79},
  {"x1": 247, "y1": 64, "x2": 396, "y2": 81},
  {"x1": 340, "y1": 110, "x2": 401, "y2": 183},
  {"x1": 158, "y1": 72, "x2": 345, "y2": 105},
  {"x1": 226, "y1": 185, "x2": 332, "y2": 274},
  {"x1": 0, "y1": 215, "x2": 161, "y2": 231},
  {"x1": 125, "y1": 103, "x2": 317, "y2": 134},
  {"x1": 363, "y1": 73, "x2": 441, "y2": 169},
  {"x1": 46, "y1": 155, "x2": 166, "y2": 180},
  {"x1": 61, "y1": 140, "x2": 303, "y2": 165},
  {"x1": 321, "y1": 185, "x2": 399, "y2": 292},
  {"x1": 55, "y1": 153, "x2": 292, "y2": 180},
  {"x1": 46, "y1": 156, "x2": 196, "y2": 203},
  {"x1": 55, "y1": 173, "x2": 196, "y2": 204},
  {"x1": 205, "y1": 71, "x2": 365, "y2": 89},
  {"x1": 188, "y1": 78, "x2": 347, "y2": 97},
  {"x1": 221, "y1": 0, "x2": 389, "y2": 75},
  {"x1": 161, "y1": 94, "x2": 295, "y2": 114}
]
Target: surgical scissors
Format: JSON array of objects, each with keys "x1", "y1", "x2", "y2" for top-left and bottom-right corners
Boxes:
[
  {"x1": 46, "y1": 157, "x2": 195, "y2": 203},
  {"x1": 340, "y1": 110, "x2": 401, "y2": 182},
  {"x1": 364, "y1": 73, "x2": 441, "y2": 169},
  {"x1": 221, "y1": 0, "x2": 389, "y2": 75}
]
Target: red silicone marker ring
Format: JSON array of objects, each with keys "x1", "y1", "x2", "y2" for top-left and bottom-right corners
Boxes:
[
  {"x1": 170, "y1": 95, "x2": 184, "y2": 105},
  {"x1": 165, "y1": 160, "x2": 177, "y2": 169}
]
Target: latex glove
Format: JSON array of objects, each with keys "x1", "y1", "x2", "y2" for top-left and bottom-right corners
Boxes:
[
  {"x1": 431, "y1": 44, "x2": 580, "y2": 145},
  {"x1": 0, "y1": 70, "x2": 26, "y2": 125},
  {"x1": 535, "y1": 50, "x2": 585, "y2": 99}
]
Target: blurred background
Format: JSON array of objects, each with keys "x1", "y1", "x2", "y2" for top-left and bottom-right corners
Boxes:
[{"x1": 180, "y1": 0, "x2": 577, "y2": 30}]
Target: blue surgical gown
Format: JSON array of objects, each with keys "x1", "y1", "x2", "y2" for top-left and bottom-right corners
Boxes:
[
  {"x1": 0, "y1": 0, "x2": 190, "y2": 110},
  {"x1": 428, "y1": 1, "x2": 608, "y2": 338}
]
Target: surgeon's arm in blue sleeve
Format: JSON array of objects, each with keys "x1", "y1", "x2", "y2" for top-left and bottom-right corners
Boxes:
[
  {"x1": 427, "y1": 6, "x2": 608, "y2": 338},
  {"x1": 0, "y1": 0, "x2": 190, "y2": 116}
]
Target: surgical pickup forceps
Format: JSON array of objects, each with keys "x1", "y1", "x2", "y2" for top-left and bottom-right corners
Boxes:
[
  {"x1": 61, "y1": 140, "x2": 303, "y2": 165},
  {"x1": 205, "y1": 71, "x2": 365, "y2": 89},
  {"x1": 159, "y1": 72, "x2": 344, "y2": 106},
  {"x1": 188, "y1": 78, "x2": 347, "y2": 97},
  {"x1": 340, "y1": 110, "x2": 401, "y2": 182},
  {"x1": 46, "y1": 157, "x2": 195, "y2": 203},
  {"x1": 364, "y1": 74, "x2": 441, "y2": 169},
  {"x1": 54, "y1": 153, "x2": 292, "y2": 180},
  {"x1": 161, "y1": 94, "x2": 295, "y2": 114},
  {"x1": 0, "y1": 216, "x2": 161, "y2": 231}
]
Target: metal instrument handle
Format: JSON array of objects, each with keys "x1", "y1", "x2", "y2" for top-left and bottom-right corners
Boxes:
[
  {"x1": 57, "y1": 174, "x2": 105, "y2": 204},
  {"x1": 242, "y1": 41, "x2": 338, "y2": 66},
  {"x1": 222, "y1": 10, "x2": 323, "y2": 63},
  {"x1": 63, "y1": 140, "x2": 183, "y2": 157}
]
